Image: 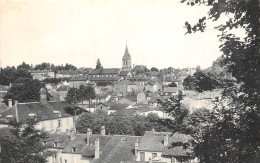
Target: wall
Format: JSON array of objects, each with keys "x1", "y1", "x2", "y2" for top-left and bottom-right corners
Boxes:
[
  {"x1": 36, "y1": 117, "x2": 74, "y2": 132},
  {"x1": 59, "y1": 153, "x2": 92, "y2": 163},
  {"x1": 136, "y1": 151, "x2": 163, "y2": 162}
]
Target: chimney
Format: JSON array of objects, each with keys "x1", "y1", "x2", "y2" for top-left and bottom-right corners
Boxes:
[
  {"x1": 135, "y1": 138, "x2": 139, "y2": 156},
  {"x1": 164, "y1": 134, "x2": 169, "y2": 146},
  {"x1": 101, "y1": 126, "x2": 105, "y2": 136},
  {"x1": 14, "y1": 100, "x2": 19, "y2": 122},
  {"x1": 70, "y1": 128, "x2": 76, "y2": 140},
  {"x1": 95, "y1": 137, "x2": 100, "y2": 159},
  {"x1": 86, "y1": 128, "x2": 92, "y2": 145},
  {"x1": 8, "y1": 99, "x2": 12, "y2": 108}
]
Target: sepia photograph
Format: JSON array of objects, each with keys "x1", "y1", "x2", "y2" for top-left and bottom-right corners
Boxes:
[{"x1": 0, "y1": 0, "x2": 259, "y2": 163}]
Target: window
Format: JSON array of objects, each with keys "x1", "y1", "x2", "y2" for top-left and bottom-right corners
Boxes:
[
  {"x1": 58, "y1": 120, "x2": 61, "y2": 128},
  {"x1": 72, "y1": 148, "x2": 76, "y2": 153},
  {"x1": 54, "y1": 142, "x2": 58, "y2": 147},
  {"x1": 140, "y1": 152, "x2": 145, "y2": 161},
  {"x1": 64, "y1": 160, "x2": 67, "y2": 163},
  {"x1": 152, "y1": 153, "x2": 157, "y2": 159}
]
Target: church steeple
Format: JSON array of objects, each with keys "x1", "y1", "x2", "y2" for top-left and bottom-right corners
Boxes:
[{"x1": 122, "y1": 42, "x2": 132, "y2": 71}]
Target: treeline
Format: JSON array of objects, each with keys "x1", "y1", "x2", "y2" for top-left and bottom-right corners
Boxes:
[
  {"x1": 76, "y1": 105, "x2": 212, "y2": 136},
  {"x1": 33, "y1": 62, "x2": 77, "y2": 72},
  {"x1": 183, "y1": 57, "x2": 236, "y2": 92}
]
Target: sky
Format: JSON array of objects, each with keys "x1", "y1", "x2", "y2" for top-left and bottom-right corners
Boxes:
[{"x1": 0, "y1": 0, "x2": 229, "y2": 69}]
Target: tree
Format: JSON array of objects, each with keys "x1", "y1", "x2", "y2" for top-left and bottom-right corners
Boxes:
[
  {"x1": 182, "y1": 0, "x2": 260, "y2": 161},
  {"x1": 168, "y1": 82, "x2": 177, "y2": 87},
  {"x1": 17, "y1": 62, "x2": 31, "y2": 70},
  {"x1": 106, "y1": 114, "x2": 134, "y2": 135},
  {"x1": 0, "y1": 119, "x2": 54, "y2": 163},
  {"x1": 76, "y1": 110, "x2": 108, "y2": 134},
  {"x1": 151, "y1": 67, "x2": 159, "y2": 72},
  {"x1": 65, "y1": 88, "x2": 81, "y2": 116},
  {"x1": 95, "y1": 58, "x2": 102, "y2": 69},
  {"x1": 4, "y1": 78, "x2": 43, "y2": 103},
  {"x1": 34, "y1": 62, "x2": 51, "y2": 70},
  {"x1": 84, "y1": 86, "x2": 96, "y2": 110},
  {"x1": 64, "y1": 63, "x2": 77, "y2": 71}
]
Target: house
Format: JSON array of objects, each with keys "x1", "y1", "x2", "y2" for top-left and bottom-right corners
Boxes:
[
  {"x1": 132, "y1": 107, "x2": 172, "y2": 119},
  {"x1": 56, "y1": 70, "x2": 77, "y2": 78},
  {"x1": 69, "y1": 76, "x2": 95, "y2": 88},
  {"x1": 56, "y1": 85, "x2": 69, "y2": 101},
  {"x1": 144, "y1": 81, "x2": 160, "y2": 92},
  {"x1": 29, "y1": 70, "x2": 55, "y2": 81},
  {"x1": 136, "y1": 130, "x2": 196, "y2": 163},
  {"x1": 89, "y1": 68, "x2": 121, "y2": 78},
  {"x1": 115, "y1": 80, "x2": 136, "y2": 93},
  {"x1": 43, "y1": 127, "x2": 142, "y2": 163},
  {"x1": 161, "y1": 86, "x2": 179, "y2": 97},
  {"x1": 137, "y1": 92, "x2": 148, "y2": 105},
  {"x1": 118, "y1": 70, "x2": 132, "y2": 79},
  {"x1": 0, "y1": 89, "x2": 75, "y2": 132}
]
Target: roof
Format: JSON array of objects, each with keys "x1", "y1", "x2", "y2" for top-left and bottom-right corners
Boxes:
[
  {"x1": 138, "y1": 131, "x2": 194, "y2": 157},
  {"x1": 118, "y1": 71, "x2": 131, "y2": 76},
  {"x1": 0, "y1": 101, "x2": 73, "y2": 122},
  {"x1": 122, "y1": 44, "x2": 131, "y2": 60},
  {"x1": 108, "y1": 103, "x2": 129, "y2": 111},
  {"x1": 56, "y1": 86, "x2": 68, "y2": 92},
  {"x1": 89, "y1": 68, "x2": 120, "y2": 75},
  {"x1": 0, "y1": 103, "x2": 8, "y2": 113},
  {"x1": 117, "y1": 80, "x2": 135, "y2": 85},
  {"x1": 163, "y1": 87, "x2": 178, "y2": 93},
  {"x1": 90, "y1": 77, "x2": 121, "y2": 82},
  {"x1": 92, "y1": 136, "x2": 140, "y2": 163},
  {"x1": 69, "y1": 76, "x2": 88, "y2": 81}
]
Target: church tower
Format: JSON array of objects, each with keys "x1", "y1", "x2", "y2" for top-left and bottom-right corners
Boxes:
[{"x1": 122, "y1": 43, "x2": 132, "y2": 71}]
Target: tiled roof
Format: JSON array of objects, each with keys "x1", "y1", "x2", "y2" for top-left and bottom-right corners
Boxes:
[
  {"x1": 0, "y1": 101, "x2": 73, "y2": 122},
  {"x1": 92, "y1": 135, "x2": 140, "y2": 163},
  {"x1": 138, "y1": 131, "x2": 171, "y2": 152},
  {"x1": 69, "y1": 76, "x2": 88, "y2": 81},
  {"x1": 0, "y1": 103, "x2": 8, "y2": 113},
  {"x1": 90, "y1": 77, "x2": 121, "y2": 82},
  {"x1": 117, "y1": 80, "x2": 135, "y2": 85},
  {"x1": 89, "y1": 68, "x2": 120, "y2": 75},
  {"x1": 118, "y1": 71, "x2": 131, "y2": 76},
  {"x1": 56, "y1": 86, "x2": 68, "y2": 92},
  {"x1": 138, "y1": 131, "x2": 194, "y2": 157}
]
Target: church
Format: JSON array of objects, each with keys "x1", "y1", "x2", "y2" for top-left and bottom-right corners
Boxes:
[{"x1": 88, "y1": 44, "x2": 133, "y2": 82}]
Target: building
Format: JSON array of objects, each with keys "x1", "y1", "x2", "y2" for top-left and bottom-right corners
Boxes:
[
  {"x1": 29, "y1": 70, "x2": 55, "y2": 81},
  {"x1": 136, "y1": 130, "x2": 196, "y2": 163},
  {"x1": 0, "y1": 89, "x2": 75, "y2": 132},
  {"x1": 122, "y1": 44, "x2": 132, "y2": 71}
]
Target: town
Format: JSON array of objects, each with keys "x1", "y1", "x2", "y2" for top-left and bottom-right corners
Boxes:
[{"x1": 0, "y1": 0, "x2": 259, "y2": 163}]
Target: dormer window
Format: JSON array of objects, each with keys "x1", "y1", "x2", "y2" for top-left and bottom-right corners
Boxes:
[
  {"x1": 53, "y1": 111, "x2": 61, "y2": 117},
  {"x1": 72, "y1": 148, "x2": 76, "y2": 153},
  {"x1": 54, "y1": 142, "x2": 58, "y2": 147},
  {"x1": 29, "y1": 113, "x2": 36, "y2": 119},
  {"x1": 43, "y1": 141, "x2": 47, "y2": 145}
]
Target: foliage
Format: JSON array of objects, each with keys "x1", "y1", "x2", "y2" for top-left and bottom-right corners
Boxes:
[
  {"x1": 65, "y1": 88, "x2": 81, "y2": 116},
  {"x1": 0, "y1": 66, "x2": 32, "y2": 86},
  {"x1": 17, "y1": 62, "x2": 31, "y2": 70},
  {"x1": 151, "y1": 67, "x2": 159, "y2": 72},
  {"x1": 168, "y1": 82, "x2": 177, "y2": 87},
  {"x1": 95, "y1": 58, "x2": 103, "y2": 69},
  {"x1": 183, "y1": 72, "x2": 220, "y2": 92},
  {"x1": 34, "y1": 62, "x2": 77, "y2": 72},
  {"x1": 0, "y1": 119, "x2": 54, "y2": 163},
  {"x1": 76, "y1": 110, "x2": 108, "y2": 134},
  {"x1": 42, "y1": 78, "x2": 69, "y2": 84},
  {"x1": 158, "y1": 96, "x2": 189, "y2": 132},
  {"x1": 76, "y1": 111, "x2": 173, "y2": 136},
  {"x1": 3, "y1": 78, "x2": 43, "y2": 103},
  {"x1": 182, "y1": 0, "x2": 260, "y2": 161}
]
